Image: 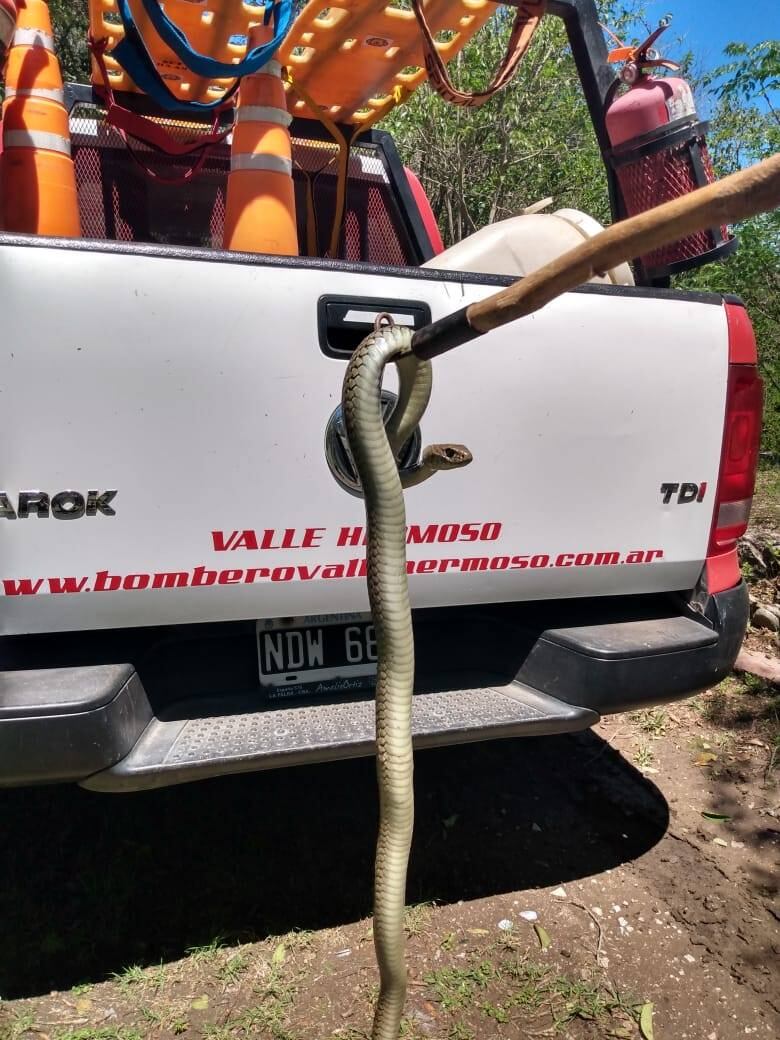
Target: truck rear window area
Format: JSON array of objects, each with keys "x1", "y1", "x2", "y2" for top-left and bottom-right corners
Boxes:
[{"x1": 68, "y1": 92, "x2": 428, "y2": 265}]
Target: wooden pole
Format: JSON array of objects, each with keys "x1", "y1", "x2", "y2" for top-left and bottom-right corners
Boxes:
[{"x1": 412, "y1": 152, "x2": 780, "y2": 359}]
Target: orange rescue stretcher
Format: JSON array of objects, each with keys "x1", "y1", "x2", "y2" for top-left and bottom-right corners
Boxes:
[{"x1": 88, "y1": 0, "x2": 505, "y2": 123}]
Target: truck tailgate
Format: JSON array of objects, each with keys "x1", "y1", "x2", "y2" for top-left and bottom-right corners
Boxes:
[{"x1": 0, "y1": 240, "x2": 729, "y2": 634}]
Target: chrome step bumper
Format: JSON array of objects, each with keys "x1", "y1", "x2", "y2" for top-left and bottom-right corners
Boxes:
[
  {"x1": 81, "y1": 685, "x2": 597, "y2": 792},
  {"x1": 1, "y1": 585, "x2": 747, "y2": 792}
]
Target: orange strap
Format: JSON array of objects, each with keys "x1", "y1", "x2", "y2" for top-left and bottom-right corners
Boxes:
[
  {"x1": 284, "y1": 71, "x2": 349, "y2": 257},
  {"x1": 411, "y1": 0, "x2": 546, "y2": 108},
  {"x1": 284, "y1": 72, "x2": 396, "y2": 257}
]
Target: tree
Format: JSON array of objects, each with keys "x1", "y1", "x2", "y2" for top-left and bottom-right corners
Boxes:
[
  {"x1": 384, "y1": 2, "x2": 649, "y2": 244},
  {"x1": 49, "y1": 0, "x2": 89, "y2": 84},
  {"x1": 680, "y1": 41, "x2": 780, "y2": 457}
]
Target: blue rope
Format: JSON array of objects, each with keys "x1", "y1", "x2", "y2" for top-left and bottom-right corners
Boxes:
[
  {"x1": 112, "y1": 0, "x2": 293, "y2": 113},
  {"x1": 117, "y1": 0, "x2": 293, "y2": 82}
]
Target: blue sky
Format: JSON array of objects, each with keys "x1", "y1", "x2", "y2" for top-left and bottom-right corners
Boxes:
[
  {"x1": 643, "y1": 0, "x2": 779, "y2": 107},
  {"x1": 644, "y1": 0, "x2": 778, "y2": 72}
]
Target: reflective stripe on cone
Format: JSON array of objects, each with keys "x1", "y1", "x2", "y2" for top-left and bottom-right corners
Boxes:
[
  {"x1": 230, "y1": 152, "x2": 293, "y2": 175},
  {"x1": 223, "y1": 22, "x2": 298, "y2": 256},
  {"x1": 4, "y1": 85, "x2": 66, "y2": 103},
  {"x1": 11, "y1": 25, "x2": 52, "y2": 48}
]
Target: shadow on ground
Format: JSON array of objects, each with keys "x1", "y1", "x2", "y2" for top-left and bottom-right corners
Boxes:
[{"x1": 0, "y1": 730, "x2": 668, "y2": 998}]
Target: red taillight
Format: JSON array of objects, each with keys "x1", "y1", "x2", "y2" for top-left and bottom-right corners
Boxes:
[{"x1": 705, "y1": 303, "x2": 763, "y2": 593}]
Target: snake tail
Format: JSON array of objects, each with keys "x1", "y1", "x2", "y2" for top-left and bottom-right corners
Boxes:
[{"x1": 343, "y1": 324, "x2": 415, "y2": 1040}]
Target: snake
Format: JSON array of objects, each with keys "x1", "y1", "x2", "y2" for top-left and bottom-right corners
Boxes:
[{"x1": 342, "y1": 317, "x2": 472, "y2": 1040}]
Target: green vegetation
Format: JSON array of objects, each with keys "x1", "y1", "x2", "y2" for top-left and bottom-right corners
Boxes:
[
  {"x1": 631, "y1": 708, "x2": 670, "y2": 736},
  {"x1": 692, "y1": 672, "x2": 778, "y2": 777},
  {"x1": 55, "y1": 1030, "x2": 142, "y2": 1040},
  {"x1": 0, "y1": 1012, "x2": 35, "y2": 1040},
  {"x1": 425, "y1": 961, "x2": 495, "y2": 1012},
  {"x1": 425, "y1": 952, "x2": 643, "y2": 1034},
  {"x1": 633, "y1": 742, "x2": 655, "y2": 769},
  {"x1": 185, "y1": 936, "x2": 227, "y2": 962},
  {"x1": 403, "y1": 901, "x2": 435, "y2": 937},
  {"x1": 49, "y1": 1, "x2": 90, "y2": 84},
  {"x1": 218, "y1": 951, "x2": 249, "y2": 985},
  {"x1": 682, "y1": 40, "x2": 780, "y2": 459},
  {"x1": 753, "y1": 467, "x2": 780, "y2": 527},
  {"x1": 385, "y1": 6, "x2": 620, "y2": 241},
  {"x1": 111, "y1": 963, "x2": 165, "y2": 993},
  {"x1": 226, "y1": 966, "x2": 300, "y2": 1040}
]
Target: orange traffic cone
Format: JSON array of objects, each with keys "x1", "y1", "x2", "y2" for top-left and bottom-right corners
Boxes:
[
  {"x1": 223, "y1": 22, "x2": 297, "y2": 255},
  {"x1": 1, "y1": 0, "x2": 80, "y2": 236}
]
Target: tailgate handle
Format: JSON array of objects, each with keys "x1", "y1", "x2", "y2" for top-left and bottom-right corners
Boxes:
[{"x1": 318, "y1": 295, "x2": 431, "y2": 358}]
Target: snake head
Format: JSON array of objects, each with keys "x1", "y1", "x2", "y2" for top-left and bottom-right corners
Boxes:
[{"x1": 424, "y1": 443, "x2": 473, "y2": 471}]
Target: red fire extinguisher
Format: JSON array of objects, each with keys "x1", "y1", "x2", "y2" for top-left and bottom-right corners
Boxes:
[{"x1": 604, "y1": 18, "x2": 736, "y2": 281}]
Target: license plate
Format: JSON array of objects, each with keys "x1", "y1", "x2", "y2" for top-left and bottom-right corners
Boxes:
[{"x1": 256, "y1": 613, "x2": 377, "y2": 700}]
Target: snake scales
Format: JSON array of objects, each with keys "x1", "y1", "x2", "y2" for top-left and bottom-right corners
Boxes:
[{"x1": 342, "y1": 318, "x2": 471, "y2": 1039}]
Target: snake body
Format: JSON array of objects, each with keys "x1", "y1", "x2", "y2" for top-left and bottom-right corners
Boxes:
[{"x1": 342, "y1": 321, "x2": 471, "y2": 1039}]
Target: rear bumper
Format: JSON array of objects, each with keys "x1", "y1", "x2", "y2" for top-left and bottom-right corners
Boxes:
[
  {"x1": 0, "y1": 583, "x2": 748, "y2": 790},
  {"x1": 516, "y1": 581, "x2": 749, "y2": 714}
]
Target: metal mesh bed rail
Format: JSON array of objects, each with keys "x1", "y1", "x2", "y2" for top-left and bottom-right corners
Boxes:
[{"x1": 69, "y1": 101, "x2": 420, "y2": 264}]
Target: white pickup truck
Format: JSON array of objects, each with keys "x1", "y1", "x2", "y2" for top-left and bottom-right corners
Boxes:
[{"x1": 0, "y1": 46, "x2": 763, "y2": 790}]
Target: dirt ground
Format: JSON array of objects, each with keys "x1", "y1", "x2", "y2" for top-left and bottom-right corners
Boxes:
[
  {"x1": 1, "y1": 480, "x2": 778, "y2": 1040},
  {"x1": 0, "y1": 677, "x2": 776, "y2": 1040}
]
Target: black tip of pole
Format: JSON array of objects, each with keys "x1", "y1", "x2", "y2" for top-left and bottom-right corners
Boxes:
[{"x1": 411, "y1": 306, "x2": 480, "y2": 360}]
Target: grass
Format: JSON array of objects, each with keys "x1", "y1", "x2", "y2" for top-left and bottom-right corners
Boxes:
[
  {"x1": 276, "y1": 929, "x2": 314, "y2": 952},
  {"x1": 190, "y1": 967, "x2": 301, "y2": 1040},
  {"x1": 425, "y1": 953, "x2": 643, "y2": 1034},
  {"x1": 137, "y1": 1004, "x2": 189, "y2": 1034},
  {"x1": 767, "y1": 731, "x2": 780, "y2": 775},
  {"x1": 424, "y1": 961, "x2": 496, "y2": 1012},
  {"x1": 185, "y1": 936, "x2": 227, "y2": 962},
  {"x1": 548, "y1": 974, "x2": 637, "y2": 1028},
  {"x1": 111, "y1": 965, "x2": 145, "y2": 990},
  {"x1": 446, "y1": 1026, "x2": 474, "y2": 1040},
  {"x1": 633, "y1": 742, "x2": 655, "y2": 769},
  {"x1": 404, "y1": 901, "x2": 435, "y2": 937},
  {"x1": 233, "y1": 966, "x2": 301, "y2": 1040},
  {"x1": 55, "y1": 1030, "x2": 143, "y2": 1040},
  {"x1": 742, "y1": 672, "x2": 773, "y2": 695},
  {"x1": 47, "y1": 936, "x2": 307, "y2": 1040},
  {"x1": 694, "y1": 677, "x2": 779, "y2": 760},
  {"x1": 752, "y1": 466, "x2": 780, "y2": 527},
  {"x1": 0, "y1": 1012, "x2": 35, "y2": 1040},
  {"x1": 201, "y1": 1028, "x2": 232, "y2": 1040},
  {"x1": 111, "y1": 963, "x2": 165, "y2": 993},
  {"x1": 218, "y1": 951, "x2": 249, "y2": 985},
  {"x1": 631, "y1": 708, "x2": 669, "y2": 736}
]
